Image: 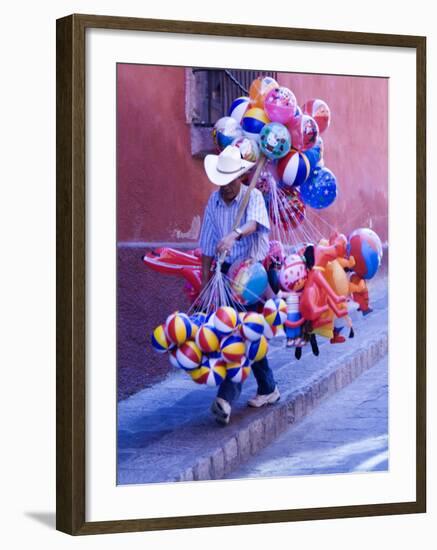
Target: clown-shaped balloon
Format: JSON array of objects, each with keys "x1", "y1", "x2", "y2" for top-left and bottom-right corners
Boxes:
[
  {"x1": 249, "y1": 76, "x2": 278, "y2": 109},
  {"x1": 259, "y1": 122, "x2": 291, "y2": 160},
  {"x1": 279, "y1": 254, "x2": 308, "y2": 353},
  {"x1": 212, "y1": 116, "x2": 244, "y2": 151},
  {"x1": 302, "y1": 98, "x2": 331, "y2": 133},
  {"x1": 264, "y1": 86, "x2": 297, "y2": 124}
]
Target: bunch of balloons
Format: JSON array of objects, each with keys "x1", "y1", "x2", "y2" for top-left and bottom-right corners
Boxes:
[
  {"x1": 213, "y1": 75, "x2": 338, "y2": 213},
  {"x1": 151, "y1": 299, "x2": 288, "y2": 387}
]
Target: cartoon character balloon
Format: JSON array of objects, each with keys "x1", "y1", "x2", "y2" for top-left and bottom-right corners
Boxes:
[
  {"x1": 264, "y1": 86, "x2": 297, "y2": 124},
  {"x1": 288, "y1": 114, "x2": 320, "y2": 151},
  {"x1": 302, "y1": 99, "x2": 331, "y2": 133},
  {"x1": 259, "y1": 122, "x2": 291, "y2": 160}
]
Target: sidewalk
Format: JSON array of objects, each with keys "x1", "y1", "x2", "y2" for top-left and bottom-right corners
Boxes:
[
  {"x1": 118, "y1": 276, "x2": 388, "y2": 485},
  {"x1": 227, "y1": 356, "x2": 388, "y2": 479}
]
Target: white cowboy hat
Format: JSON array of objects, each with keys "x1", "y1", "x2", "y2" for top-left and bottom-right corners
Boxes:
[{"x1": 204, "y1": 145, "x2": 255, "y2": 186}]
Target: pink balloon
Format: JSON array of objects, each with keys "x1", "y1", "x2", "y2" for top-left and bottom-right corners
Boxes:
[{"x1": 264, "y1": 86, "x2": 297, "y2": 124}]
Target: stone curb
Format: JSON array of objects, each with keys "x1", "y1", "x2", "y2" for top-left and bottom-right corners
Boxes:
[{"x1": 175, "y1": 332, "x2": 388, "y2": 482}]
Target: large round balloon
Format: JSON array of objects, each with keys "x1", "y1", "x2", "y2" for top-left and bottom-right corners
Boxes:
[
  {"x1": 212, "y1": 116, "x2": 243, "y2": 151},
  {"x1": 151, "y1": 324, "x2": 174, "y2": 353},
  {"x1": 347, "y1": 228, "x2": 383, "y2": 280},
  {"x1": 259, "y1": 122, "x2": 291, "y2": 160},
  {"x1": 228, "y1": 96, "x2": 250, "y2": 124},
  {"x1": 228, "y1": 259, "x2": 268, "y2": 305},
  {"x1": 249, "y1": 76, "x2": 278, "y2": 109},
  {"x1": 288, "y1": 114, "x2": 319, "y2": 151},
  {"x1": 231, "y1": 136, "x2": 260, "y2": 162},
  {"x1": 264, "y1": 86, "x2": 297, "y2": 124},
  {"x1": 241, "y1": 108, "x2": 270, "y2": 141},
  {"x1": 302, "y1": 98, "x2": 331, "y2": 133},
  {"x1": 189, "y1": 356, "x2": 227, "y2": 386},
  {"x1": 226, "y1": 357, "x2": 251, "y2": 383},
  {"x1": 278, "y1": 149, "x2": 311, "y2": 187},
  {"x1": 300, "y1": 167, "x2": 337, "y2": 209}
]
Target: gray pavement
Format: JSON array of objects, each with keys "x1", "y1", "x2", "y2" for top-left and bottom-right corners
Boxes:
[
  {"x1": 117, "y1": 276, "x2": 388, "y2": 484},
  {"x1": 227, "y1": 356, "x2": 388, "y2": 479}
]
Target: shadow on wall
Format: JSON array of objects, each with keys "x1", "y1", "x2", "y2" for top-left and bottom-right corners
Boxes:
[{"x1": 117, "y1": 246, "x2": 191, "y2": 401}]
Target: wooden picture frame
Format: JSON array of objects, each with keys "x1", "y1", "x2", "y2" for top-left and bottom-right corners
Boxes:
[{"x1": 56, "y1": 13, "x2": 426, "y2": 535}]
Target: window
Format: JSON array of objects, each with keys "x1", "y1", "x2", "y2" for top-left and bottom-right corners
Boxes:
[{"x1": 186, "y1": 68, "x2": 277, "y2": 157}]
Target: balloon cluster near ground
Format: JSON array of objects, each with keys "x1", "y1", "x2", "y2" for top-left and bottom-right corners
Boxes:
[
  {"x1": 145, "y1": 74, "x2": 385, "y2": 388},
  {"x1": 151, "y1": 300, "x2": 287, "y2": 386}
]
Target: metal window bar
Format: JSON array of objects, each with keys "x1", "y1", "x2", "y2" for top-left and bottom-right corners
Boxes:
[{"x1": 192, "y1": 68, "x2": 277, "y2": 127}]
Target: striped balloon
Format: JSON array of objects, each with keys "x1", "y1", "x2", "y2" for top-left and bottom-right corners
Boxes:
[
  {"x1": 241, "y1": 312, "x2": 265, "y2": 341},
  {"x1": 241, "y1": 108, "x2": 270, "y2": 141},
  {"x1": 214, "y1": 306, "x2": 238, "y2": 334},
  {"x1": 195, "y1": 324, "x2": 220, "y2": 353},
  {"x1": 228, "y1": 96, "x2": 250, "y2": 124},
  {"x1": 165, "y1": 312, "x2": 192, "y2": 345},
  {"x1": 189, "y1": 356, "x2": 227, "y2": 386},
  {"x1": 263, "y1": 298, "x2": 287, "y2": 326},
  {"x1": 168, "y1": 347, "x2": 181, "y2": 369},
  {"x1": 226, "y1": 358, "x2": 252, "y2": 383},
  {"x1": 246, "y1": 335, "x2": 269, "y2": 362},
  {"x1": 151, "y1": 323, "x2": 173, "y2": 353},
  {"x1": 176, "y1": 340, "x2": 202, "y2": 371},
  {"x1": 220, "y1": 334, "x2": 246, "y2": 363},
  {"x1": 262, "y1": 317, "x2": 275, "y2": 340},
  {"x1": 278, "y1": 149, "x2": 311, "y2": 187}
]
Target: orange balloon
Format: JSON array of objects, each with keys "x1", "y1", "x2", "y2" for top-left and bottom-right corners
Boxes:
[{"x1": 249, "y1": 76, "x2": 278, "y2": 109}]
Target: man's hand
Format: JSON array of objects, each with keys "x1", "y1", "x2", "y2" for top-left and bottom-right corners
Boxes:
[{"x1": 217, "y1": 232, "x2": 238, "y2": 257}]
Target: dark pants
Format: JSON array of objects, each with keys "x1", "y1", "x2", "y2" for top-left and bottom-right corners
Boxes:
[{"x1": 216, "y1": 263, "x2": 277, "y2": 404}]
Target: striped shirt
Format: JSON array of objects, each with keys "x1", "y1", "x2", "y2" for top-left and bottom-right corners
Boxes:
[{"x1": 199, "y1": 185, "x2": 270, "y2": 263}]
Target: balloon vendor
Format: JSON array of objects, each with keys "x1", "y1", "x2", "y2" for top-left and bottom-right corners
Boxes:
[{"x1": 200, "y1": 145, "x2": 280, "y2": 425}]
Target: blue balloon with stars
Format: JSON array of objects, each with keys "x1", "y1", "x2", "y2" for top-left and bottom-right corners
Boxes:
[{"x1": 300, "y1": 167, "x2": 338, "y2": 209}]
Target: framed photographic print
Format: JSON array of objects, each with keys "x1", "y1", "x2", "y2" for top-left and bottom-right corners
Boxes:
[{"x1": 56, "y1": 14, "x2": 426, "y2": 535}]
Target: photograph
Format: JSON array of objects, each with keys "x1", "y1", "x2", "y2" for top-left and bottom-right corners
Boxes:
[{"x1": 116, "y1": 64, "x2": 388, "y2": 486}]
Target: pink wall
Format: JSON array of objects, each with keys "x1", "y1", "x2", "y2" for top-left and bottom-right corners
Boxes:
[
  {"x1": 117, "y1": 65, "x2": 388, "y2": 244},
  {"x1": 117, "y1": 64, "x2": 214, "y2": 243}
]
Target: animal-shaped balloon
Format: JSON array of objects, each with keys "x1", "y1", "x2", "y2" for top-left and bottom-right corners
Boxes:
[{"x1": 300, "y1": 234, "x2": 349, "y2": 331}]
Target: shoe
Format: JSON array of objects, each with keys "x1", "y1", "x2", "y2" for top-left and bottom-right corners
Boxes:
[
  {"x1": 349, "y1": 327, "x2": 355, "y2": 338},
  {"x1": 295, "y1": 346, "x2": 302, "y2": 360},
  {"x1": 211, "y1": 397, "x2": 231, "y2": 425},
  {"x1": 247, "y1": 386, "x2": 280, "y2": 408}
]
